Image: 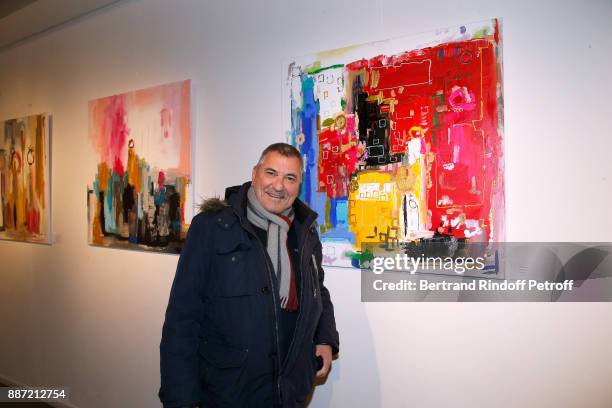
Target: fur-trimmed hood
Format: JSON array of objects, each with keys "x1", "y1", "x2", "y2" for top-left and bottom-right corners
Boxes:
[{"x1": 198, "y1": 197, "x2": 228, "y2": 214}]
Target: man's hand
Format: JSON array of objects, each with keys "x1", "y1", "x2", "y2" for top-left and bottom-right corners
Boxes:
[{"x1": 315, "y1": 344, "x2": 333, "y2": 378}]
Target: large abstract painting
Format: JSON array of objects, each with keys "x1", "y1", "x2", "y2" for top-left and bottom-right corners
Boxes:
[
  {"x1": 284, "y1": 19, "x2": 505, "y2": 270},
  {"x1": 0, "y1": 113, "x2": 51, "y2": 244},
  {"x1": 88, "y1": 80, "x2": 192, "y2": 253}
]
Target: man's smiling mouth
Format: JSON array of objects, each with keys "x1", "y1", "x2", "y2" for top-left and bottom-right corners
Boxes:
[{"x1": 266, "y1": 191, "x2": 285, "y2": 199}]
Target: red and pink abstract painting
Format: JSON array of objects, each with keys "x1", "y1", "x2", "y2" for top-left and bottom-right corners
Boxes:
[
  {"x1": 284, "y1": 19, "x2": 505, "y2": 272},
  {"x1": 88, "y1": 80, "x2": 192, "y2": 253},
  {"x1": 0, "y1": 113, "x2": 51, "y2": 244}
]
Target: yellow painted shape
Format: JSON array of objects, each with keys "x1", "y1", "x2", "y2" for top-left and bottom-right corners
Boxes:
[
  {"x1": 127, "y1": 148, "x2": 142, "y2": 192},
  {"x1": 97, "y1": 162, "x2": 110, "y2": 193},
  {"x1": 408, "y1": 126, "x2": 425, "y2": 138},
  {"x1": 366, "y1": 91, "x2": 384, "y2": 104},
  {"x1": 348, "y1": 159, "x2": 428, "y2": 246},
  {"x1": 382, "y1": 97, "x2": 397, "y2": 114},
  {"x1": 348, "y1": 170, "x2": 397, "y2": 247}
]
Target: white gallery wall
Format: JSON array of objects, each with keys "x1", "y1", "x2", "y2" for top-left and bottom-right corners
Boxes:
[{"x1": 1, "y1": 0, "x2": 611, "y2": 407}]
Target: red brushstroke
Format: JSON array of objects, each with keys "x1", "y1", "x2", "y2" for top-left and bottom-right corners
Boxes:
[
  {"x1": 318, "y1": 115, "x2": 359, "y2": 198},
  {"x1": 372, "y1": 60, "x2": 431, "y2": 89},
  {"x1": 158, "y1": 170, "x2": 166, "y2": 187},
  {"x1": 113, "y1": 156, "x2": 124, "y2": 177},
  {"x1": 26, "y1": 207, "x2": 40, "y2": 234},
  {"x1": 494, "y1": 19, "x2": 500, "y2": 44},
  {"x1": 105, "y1": 95, "x2": 129, "y2": 176}
]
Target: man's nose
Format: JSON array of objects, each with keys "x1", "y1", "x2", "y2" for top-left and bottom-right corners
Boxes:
[{"x1": 272, "y1": 176, "x2": 284, "y2": 190}]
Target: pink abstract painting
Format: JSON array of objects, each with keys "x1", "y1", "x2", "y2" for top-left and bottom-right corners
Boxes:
[{"x1": 87, "y1": 80, "x2": 192, "y2": 253}]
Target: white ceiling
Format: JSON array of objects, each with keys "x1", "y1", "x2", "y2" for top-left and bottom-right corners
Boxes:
[{"x1": 0, "y1": 0, "x2": 122, "y2": 52}]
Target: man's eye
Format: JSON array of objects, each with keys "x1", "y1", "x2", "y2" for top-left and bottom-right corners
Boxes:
[
  {"x1": 286, "y1": 176, "x2": 296, "y2": 182},
  {"x1": 265, "y1": 170, "x2": 276, "y2": 176}
]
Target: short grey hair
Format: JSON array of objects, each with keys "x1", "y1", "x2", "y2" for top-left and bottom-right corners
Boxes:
[{"x1": 256, "y1": 143, "x2": 304, "y2": 170}]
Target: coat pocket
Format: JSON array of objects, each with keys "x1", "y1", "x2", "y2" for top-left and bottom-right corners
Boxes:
[
  {"x1": 199, "y1": 339, "x2": 249, "y2": 406},
  {"x1": 212, "y1": 242, "x2": 256, "y2": 297}
]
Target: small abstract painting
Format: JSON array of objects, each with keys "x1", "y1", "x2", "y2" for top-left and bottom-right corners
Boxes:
[
  {"x1": 0, "y1": 113, "x2": 51, "y2": 244},
  {"x1": 88, "y1": 80, "x2": 192, "y2": 253},
  {"x1": 284, "y1": 19, "x2": 505, "y2": 272}
]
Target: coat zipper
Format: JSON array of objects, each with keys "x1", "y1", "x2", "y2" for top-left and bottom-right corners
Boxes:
[
  {"x1": 256, "y1": 239, "x2": 283, "y2": 405},
  {"x1": 311, "y1": 253, "x2": 319, "y2": 298},
  {"x1": 234, "y1": 212, "x2": 283, "y2": 405},
  {"x1": 279, "y1": 220, "x2": 315, "y2": 376}
]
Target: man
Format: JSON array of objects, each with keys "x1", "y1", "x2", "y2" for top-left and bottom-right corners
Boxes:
[{"x1": 159, "y1": 143, "x2": 339, "y2": 408}]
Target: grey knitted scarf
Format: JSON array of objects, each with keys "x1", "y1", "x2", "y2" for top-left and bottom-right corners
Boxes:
[{"x1": 246, "y1": 186, "x2": 296, "y2": 310}]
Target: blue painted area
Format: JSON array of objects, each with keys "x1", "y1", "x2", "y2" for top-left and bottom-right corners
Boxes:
[
  {"x1": 154, "y1": 186, "x2": 166, "y2": 207},
  {"x1": 290, "y1": 73, "x2": 356, "y2": 245},
  {"x1": 312, "y1": 196, "x2": 353, "y2": 241},
  {"x1": 482, "y1": 250, "x2": 500, "y2": 275},
  {"x1": 332, "y1": 198, "x2": 349, "y2": 228},
  {"x1": 336, "y1": 205, "x2": 349, "y2": 229},
  {"x1": 105, "y1": 176, "x2": 113, "y2": 212},
  {"x1": 104, "y1": 174, "x2": 118, "y2": 232},
  {"x1": 299, "y1": 76, "x2": 319, "y2": 206},
  {"x1": 321, "y1": 236, "x2": 352, "y2": 245},
  {"x1": 322, "y1": 227, "x2": 353, "y2": 241},
  {"x1": 312, "y1": 191, "x2": 327, "y2": 227},
  {"x1": 329, "y1": 198, "x2": 338, "y2": 226}
]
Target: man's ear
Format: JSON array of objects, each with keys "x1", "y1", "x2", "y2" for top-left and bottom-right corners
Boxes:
[{"x1": 251, "y1": 166, "x2": 257, "y2": 183}]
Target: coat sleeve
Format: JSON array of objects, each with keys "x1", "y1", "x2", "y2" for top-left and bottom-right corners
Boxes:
[
  {"x1": 312, "y1": 239, "x2": 340, "y2": 355},
  {"x1": 159, "y1": 213, "x2": 209, "y2": 407}
]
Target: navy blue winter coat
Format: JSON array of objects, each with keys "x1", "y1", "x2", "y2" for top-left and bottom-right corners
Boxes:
[{"x1": 159, "y1": 182, "x2": 339, "y2": 407}]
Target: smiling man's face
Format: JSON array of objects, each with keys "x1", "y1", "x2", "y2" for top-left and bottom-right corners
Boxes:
[{"x1": 251, "y1": 151, "x2": 302, "y2": 215}]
